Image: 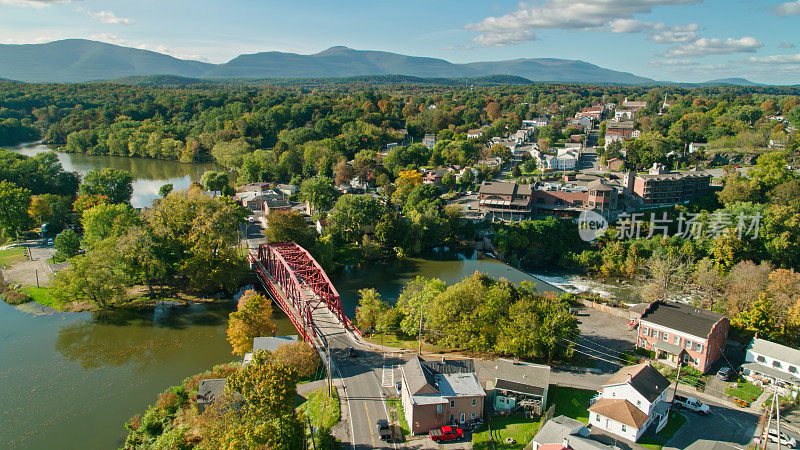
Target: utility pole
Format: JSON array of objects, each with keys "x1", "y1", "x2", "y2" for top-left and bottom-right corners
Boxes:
[
  {"x1": 764, "y1": 392, "x2": 776, "y2": 450},
  {"x1": 776, "y1": 386, "x2": 782, "y2": 450},
  {"x1": 327, "y1": 344, "x2": 333, "y2": 396},
  {"x1": 307, "y1": 415, "x2": 317, "y2": 450},
  {"x1": 668, "y1": 359, "x2": 683, "y2": 415},
  {"x1": 417, "y1": 302, "x2": 424, "y2": 356}
]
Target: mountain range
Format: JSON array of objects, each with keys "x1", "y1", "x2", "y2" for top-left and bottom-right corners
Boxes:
[{"x1": 0, "y1": 39, "x2": 762, "y2": 86}]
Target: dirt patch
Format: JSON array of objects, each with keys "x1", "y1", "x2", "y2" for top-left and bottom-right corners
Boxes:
[{"x1": 1, "y1": 259, "x2": 53, "y2": 286}]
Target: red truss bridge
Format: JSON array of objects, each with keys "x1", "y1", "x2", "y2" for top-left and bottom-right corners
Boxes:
[{"x1": 249, "y1": 241, "x2": 358, "y2": 344}]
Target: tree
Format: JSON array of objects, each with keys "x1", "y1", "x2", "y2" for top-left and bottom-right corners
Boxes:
[
  {"x1": 441, "y1": 172, "x2": 456, "y2": 190},
  {"x1": 158, "y1": 183, "x2": 173, "y2": 198},
  {"x1": 264, "y1": 210, "x2": 315, "y2": 248},
  {"x1": 28, "y1": 195, "x2": 51, "y2": 229},
  {"x1": 355, "y1": 288, "x2": 389, "y2": 331},
  {"x1": 0, "y1": 180, "x2": 31, "y2": 240},
  {"x1": 226, "y1": 290, "x2": 276, "y2": 356},
  {"x1": 51, "y1": 239, "x2": 126, "y2": 309},
  {"x1": 459, "y1": 168, "x2": 475, "y2": 186},
  {"x1": 497, "y1": 293, "x2": 579, "y2": 363},
  {"x1": 118, "y1": 226, "x2": 166, "y2": 298},
  {"x1": 718, "y1": 170, "x2": 760, "y2": 205},
  {"x1": 200, "y1": 171, "x2": 229, "y2": 196},
  {"x1": 299, "y1": 176, "x2": 337, "y2": 211},
  {"x1": 210, "y1": 139, "x2": 253, "y2": 169},
  {"x1": 749, "y1": 151, "x2": 793, "y2": 191},
  {"x1": 53, "y1": 229, "x2": 80, "y2": 262},
  {"x1": 333, "y1": 159, "x2": 354, "y2": 186},
  {"x1": 394, "y1": 276, "x2": 447, "y2": 336},
  {"x1": 81, "y1": 203, "x2": 140, "y2": 248},
  {"x1": 272, "y1": 341, "x2": 321, "y2": 378},
  {"x1": 326, "y1": 194, "x2": 384, "y2": 243},
  {"x1": 72, "y1": 194, "x2": 109, "y2": 217},
  {"x1": 641, "y1": 251, "x2": 693, "y2": 302},
  {"x1": 79, "y1": 168, "x2": 134, "y2": 204}
]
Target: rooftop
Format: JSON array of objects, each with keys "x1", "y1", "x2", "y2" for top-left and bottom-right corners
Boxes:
[
  {"x1": 588, "y1": 398, "x2": 650, "y2": 428},
  {"x1": 436, "y1": 372, "x2": 486, "y2": 397},
  {"x1": 532, "y1": 415, "x2": 613, "y2": 450},
  {"x1": 604, "y1": 363, "x2": 670, "y2": 402},
  {"x1": 197, "y1": 378, "x2": 227, "y2": 405},
  {"x1": 747, "y1": 338, "x2": 800, "y2": 367},
  {"x1": 640, "y1": 301, "x2": 727, "y2": 339}
]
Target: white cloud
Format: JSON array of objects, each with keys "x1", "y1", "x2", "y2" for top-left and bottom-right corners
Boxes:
[
  {"x1": 662, "y1": 37, "x2": 763, "y2": 57},
  {"x1": 466, "y1": 0, "x2": 701, "y2": 46},
  {"x1": 0, "y1": 0, "x2": 70, "y2": 7},
  {"x1": 773, "y1": 1, "x2": 800, "y2": 16},
  {"x1": 649, "y1": 59, "x2": 698, "y2": 67},
  {"x1": 87, "y1": 10, "x2": 131, "y2": 25},
  {"x1": 746, "y1": 53, "x2": 800, "y2": 65},
  {"x1": 471, "y1": 30, "x2": 536, "y2": 47},
  {"x1": 780, "y1": 41, "x2": 796, "y2": 48},
  {"x1": 648, "y1": 23, "x2": 698, "y2": 43}
]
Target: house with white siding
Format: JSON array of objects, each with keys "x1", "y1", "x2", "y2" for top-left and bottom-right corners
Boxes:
[
  {"x1": 588, "y1": 363, "x2": 671, "y2": 443},
  {"x1": 742, "y1": 338, "x2": 800, "y2": 395}
]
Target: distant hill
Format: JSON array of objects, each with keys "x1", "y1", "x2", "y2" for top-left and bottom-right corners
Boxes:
[
  {"x1": 702, "y1": 78, "x2": 761, "y2": 86},
  {"x1": 0, "y1": 40, "x2": 657, "y2": 85},
  {"x1": 0, "y1": 39, "x2": 214, "y2": 83}
]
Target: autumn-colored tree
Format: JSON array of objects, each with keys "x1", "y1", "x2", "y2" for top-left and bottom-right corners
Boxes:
[
  {"x1": 355, "y1": 288, "x2": 389, "y2": 331},
  {"x1": 485, "y1": 101, "x2": 501, "y2": 121},
  {"x1": 272, "y1": 341, "x2": 321, "y2": 378},
  {"x1": 72, "y1": 193, "x2": 109, "y2": 217},
  {"x1": 226, "y1": 290, "x2": 276, "y2": 356}
]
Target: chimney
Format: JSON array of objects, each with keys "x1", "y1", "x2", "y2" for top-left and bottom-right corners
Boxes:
[
  {"x1": 627, "y1": 373, "x2": 632, "y2": 383},
  {"x1": 562, "y1": 438, "x2": 570, "y2": 449}
]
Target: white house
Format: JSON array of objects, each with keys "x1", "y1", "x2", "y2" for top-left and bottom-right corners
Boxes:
[
  {"x1": 545, "y1": 150, "x2": 579, "y2": 170},
  {"x1": 742, "y1": 338, "x2": 800, "y2": 395},
  {"x1": 588, "y1": 363, "x2": 671, "y2": 443},
  {"x1": 688, "y1": 143, "x2": 708, "y2": 154}
]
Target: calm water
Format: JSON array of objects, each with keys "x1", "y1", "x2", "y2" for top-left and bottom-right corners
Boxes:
[{"x1": 7, "y1": 142, "x2": 219, "y2": 208}]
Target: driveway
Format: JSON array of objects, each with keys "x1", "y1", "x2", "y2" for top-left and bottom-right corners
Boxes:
[
  {"x1": 575, "y1": 306, "x2": 638, "y2": 373},
  {"x1": 663, "y1": 401, "x2": 759, "y2": 449}
]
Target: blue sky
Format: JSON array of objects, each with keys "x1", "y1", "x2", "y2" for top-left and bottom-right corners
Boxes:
[{"x1": 1, "y1": 0, "x2": 800, "y2": 84}]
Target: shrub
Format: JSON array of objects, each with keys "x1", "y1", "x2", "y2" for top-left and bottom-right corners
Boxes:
[
  {"x1": 140, "y1": 406, "x2": 165, "y2": 438},
  {"x1": 152, "y1": 425, "x2": 191, "y2": 450},
  {"x1": 156, "y1": 390, "x2": 183, "y2": 417},
  {"x1": 1, "y1": 289, "x2": 31, "y2": 305}
]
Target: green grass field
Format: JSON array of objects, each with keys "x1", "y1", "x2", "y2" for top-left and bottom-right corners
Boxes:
[
  {"x1": 551, "y1": 385, "x2": 595, "y2": 423},
  {"x1": 20, "y1": 286, "x2": 62, "y2": 308},
  {"x1": 386, "y1": 398, "x2": 409, "y2": 436},
  {"x1": 297, "y1": 387, "x2": 340, "y2": 444},
  {"x1": 725, "y1": 381, "x2": 763, "y2": 402},
  {"x1": 472, "y1": 414, "x2": 542, "y2": 449},
  {"x1": 0, "y1": 246, "x2": 27, "y2": 266},
  {"x1": 639, "y1": 411, "x2": 687, "y2": 450}
]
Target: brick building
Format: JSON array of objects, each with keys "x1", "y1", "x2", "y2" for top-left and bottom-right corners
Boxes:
[
  {"x1": 635, "y1": 301, "x2": 730, "y2": 373},
  {"x1": 629, "y1": 170, "x2": 712, "y2": 205}
]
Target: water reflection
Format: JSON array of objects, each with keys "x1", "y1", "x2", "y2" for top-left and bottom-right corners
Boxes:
[{"x1": 7, "y1": 142, "x2": 218, "y2": 208}]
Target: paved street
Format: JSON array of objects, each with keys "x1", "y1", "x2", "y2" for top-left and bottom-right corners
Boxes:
[{"x1": 664, "y1": 400, "x2": 759, "y2": 449}]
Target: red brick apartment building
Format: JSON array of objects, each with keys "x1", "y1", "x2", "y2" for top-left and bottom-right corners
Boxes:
[
  {"x1": 630, "y1": 171, "x2": 712, "y2": 205},
  {"x1": 635, "y1": 301, "x2": 729, "y2": 373}
]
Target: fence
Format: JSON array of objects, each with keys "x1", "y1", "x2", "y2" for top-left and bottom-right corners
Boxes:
[{"x1": 578, "y1": 298, "x2": 632, "y2": 320}]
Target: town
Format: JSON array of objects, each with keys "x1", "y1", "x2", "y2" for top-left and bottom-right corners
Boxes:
[{"x1": 2, "y1": 2, "x2": 800, "y2": 449}]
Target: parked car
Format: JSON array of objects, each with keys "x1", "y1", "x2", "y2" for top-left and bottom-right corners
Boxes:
[
  {"x1": 376, "y1": 419, "x2": 392, "y2": 441},
  {"x1": 429, "y1": 425, "x2": 464, "y2": 442},
  {"x1": 395, "y1": 382, "x2": 402, "y2": 396},
  {"x1": 346, "y1": 346, "x2": 357, "y2": 357},
  {"x1": 673, "y1": 395, "x2": 710, "y2": 414},
  {"x1": 47, "y1": 238, "x2": 54, "y2": 246},
  {"x1": 716, "y1": 366, "x2": 735, "y2": 381},
  {"x1": 756, "y1": 429, "x2": 797, "y2": 448}
]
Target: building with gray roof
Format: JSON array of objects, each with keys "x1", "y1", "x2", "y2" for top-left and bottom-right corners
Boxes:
[{"x1": 743, "y1": 337, "x2": 800, "y2": 395}]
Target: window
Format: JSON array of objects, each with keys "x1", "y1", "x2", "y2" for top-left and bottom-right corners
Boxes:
[
  {"x1": 637, "y1": 400, "x2": 641, "y2": 407},
  {"x1": 460, "y1": 413, "x2": 466, "y2": 424},
  {"x1": 773, "y1": 360, "x2": 782, "y2": 369},
  {"x1": 596, "y1": 415, "x2": 601, "y2": 422},
  {"x1": 652, "y1": 329, "x2": 659, "y2": 338},
  {"x1": 450, "y1": 400, "x2": 455, "y2": 408},
  {"x1": 662, "y1": 332, "x2": 669, "y2": 341},
  {"x1": 685, "y1": 339, "x2": 692, "y2": 350},
  {"x1": 790, "y1": 366, "x2": 798, "y2": 374},
  {"x1": 642, "y1": 326, "x2": 649, "y2": 336},
  {"x1": 471, "y1": 412, "x2": 476, "y2": 420},
  {"x1": 437, "y1": 404, "x2": 443, "y2": 414},
  {"x1": 621, "y1": 424, "x2": 627, "y2": 432},
  {"x1": 472, "y1": 398, "x2": 477, "y2": 407},
  {"x1": 757, "y1": 355, "x2": 766, "y2": 363},
  {"x1": 695, "y1": 343, "x2": 703, "y2": 353},
  {"x1": 673, "y1": 336, "x2": 681, "y2": 346}
]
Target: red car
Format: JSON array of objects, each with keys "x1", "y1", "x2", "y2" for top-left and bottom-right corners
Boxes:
[{"x1": 429, "y1": 425, "x2": 464, "y2": 442}]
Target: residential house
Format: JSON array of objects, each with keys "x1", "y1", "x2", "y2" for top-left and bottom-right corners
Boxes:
[
  {"x1": 422, "y1": 134, "x2": 437, "y2": 149},
  {"x1": 400, "y1": 357, "x2": 486, "y2": 434},
  {"x1": 264, "y1": 197, "x2": 292, "y2": 215},
  {"x1": 467, "y1": 129, "x2": 483, "y2": 139},
  {"x1": 236, "y1": 182, "x2": 271, "y2": 193},
  {"x1": 636, "y1": 301, "x2": 730, "y2": 373},
  {"x1": 621, "y1": 98, "x2": 648, "y2": 111},
  {"x1": 606, "y1": 157, "x2": 625, "y2": 171},
  {"x1": 474, "y1": 359, "x2": 550, "y2": 416},
  {"x1": 275, "y1": 184, "x2": 298, "y2": 197},
  {"x1": 742, "y1": 338, "x2": 800, "y2": 395},
  {"x1": 545, "y1": 150, "x2": 579, "y2": 171},
  {"x1": 196, "y1": 378, "x2": 227, "y2": 413},
  {"x1": 386, "y1": 142, "x2": 399, "y2": 151},
  {"x1": 522, "y1": 117, "x2": 549, "y2": 129},
  {"x1": 629, "y1": 168, "x2": 712, "y2": 205},
  {"x1": 423, "y1": 169, "x2": 447, "y2": 186},
  {"x1": 588, "y1": 363, "x2": 671, "y2": 443},
  {"x1": 530, "y1": 415, "x2": 615, "y2": 450},
  {"x1": 688, "y1": 142, "x2": 708, "y2": 154},
  {"x1": 614, "y1": 109, "x2": 636, "y2": 121},
  {"x1": 243, "y1": 335, "x2": 299, "y2": 365}
]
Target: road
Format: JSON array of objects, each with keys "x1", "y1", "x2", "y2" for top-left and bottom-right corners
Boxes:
[{"x1": 313, "y1": 308, "x2": 405, "y2": 449}]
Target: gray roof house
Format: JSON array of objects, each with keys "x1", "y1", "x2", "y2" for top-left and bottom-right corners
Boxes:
[
  {"x1": 196, "y1": 378, "x2": 227, "y2": 413},
  {"x1": 474, "y1": 359, "x2": 551, "y2": 413},
  {"x1": 743, "y1": 337, "x2": 800, "y2": 394},
  {"x1": 243, "y1": 335, "x2": 299, "y2": 365},
  {"x1": 400, "y1": 357, "x2": 486, "y2": 434},
  {"x1": 530, "y1": 415, "x2": 614, "y2": 450}
]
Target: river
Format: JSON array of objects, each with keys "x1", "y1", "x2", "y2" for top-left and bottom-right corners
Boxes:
[
  {"x1": 0, "y1": 145, "x2": 626, "y2": 449},
  {"x1": 7, "y1": 142, "x2": 219, "y2": 208}
]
